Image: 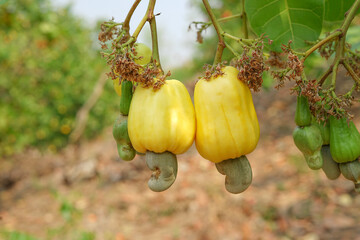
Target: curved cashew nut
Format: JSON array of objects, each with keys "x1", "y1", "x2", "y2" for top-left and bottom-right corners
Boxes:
[
  {"x1": 340, "y1": 158, "x2": 360, "y2": 193},
  {"x1": 146, "y1": 151, "x2": 178, "y2": 192},
  {"x1": 321, "y1": 145, "x2": 340, "y2": 180},
  {"x1": 215, "y1": 156, "x2": 252, "y2": 194},
  {"x1": 304, "y1": 149, "x2": 323, "y2": 170}
]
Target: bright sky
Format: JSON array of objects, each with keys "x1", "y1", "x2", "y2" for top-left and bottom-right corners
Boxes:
[{"x1": 51, "y1": 0, "x2": 204, "y2": 70}]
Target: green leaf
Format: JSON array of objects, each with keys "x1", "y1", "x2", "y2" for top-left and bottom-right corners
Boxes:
[
  {"x1": 245, "y1": 0, "x2": 324, "y2": 51},
  {"x1": 325, "y1": 0, "x2": 355, "y2": 22},
  {"x1": 323, "y1": 0, "x2": 359, "y2": 29}
]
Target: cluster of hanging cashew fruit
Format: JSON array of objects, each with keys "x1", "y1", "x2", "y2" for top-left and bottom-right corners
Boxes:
[
  {"x1": 293, "y1": 94, "x2": 360, "y2": 192},
  {"x1": 111, "y1": 44, "x2": 259, "y2": 193}
]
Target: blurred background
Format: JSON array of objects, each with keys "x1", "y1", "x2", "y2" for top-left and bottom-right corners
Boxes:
[{"x1": 1, "y1": 0, "x2": 360, "y2": 239}]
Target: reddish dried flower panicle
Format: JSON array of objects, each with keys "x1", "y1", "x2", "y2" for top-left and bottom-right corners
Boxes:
[
  {"x1": 272, "y1": 43, "x2": 304, "y2": 89},
  {"x1": 294, "y1": 79, "x2": 355, "y2": 121},
  {"x1": 266, "y1": 51, "x2": 287, "y2": 69},
  {"x1": 348, "y1": 51, "x2": 360, "y2": 78},
  {"x1": 315, "y1": 89, "x2": 354, "y2": 121},
  {"x1": 318, "y1": 35, "x2": 336, "y2": 60},
  {"x1": 108, "y1": 51, "x2": 166, "y2": 90},
  {"x1": 152, "y1": 71, "x2": 171, "y2": 90},
  {"x1": 296, "y1": 79, "x2": 321, "y2": 112},
  {"x1": 98, "y1": 18, "x2": 122, "y2": 46},
  {"x1": 234, "y1": 43, "x2": 268, "y2": 92},
  {"x1": 98, "y1": 19, "x2": 169, "y2": 91},
  {"x1": 287, "y1": 52, "x2": 303, "y2": 77},
  {"x1": 201, "y1": 63, "x2": 225, "y2": 81}
]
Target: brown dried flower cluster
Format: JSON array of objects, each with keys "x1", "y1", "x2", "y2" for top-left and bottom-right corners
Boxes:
[
  {"x1": 271, "y1": 45, "x2": 304, "y2": 89},
  {"x1": 317, "y1": 89, "x2": 354, "y2": 121},
  {"x1": 348, "y1": 51, "x2": 360, "y2": 78},
  {"x1": 266, "y1": 51, "x2": 287, "y2": 69},
  {"x1": 98, "y1": 19, "x2": 168, "y2": 90},
  {"x1": 201, "y1": 63, "x2": 225, "y2": 81},
  {"x1": 318, "y1": 37, "x2": 336, "y2": 60},
  {"x1": 232, "y1": 43, "x2": 269, "y2": 92},
  {"x1": 188, "y1": 21, "x2": 210, "y2": 44},
  {"x1": 293, "y1": 79, "x2": 322, "y2": 116},
  {"x1": 98, "y1": 19, "x2": 126, "y2": 49},
  {"x1": 110, "y1": 52, "x2": 166, "y2": 89}
]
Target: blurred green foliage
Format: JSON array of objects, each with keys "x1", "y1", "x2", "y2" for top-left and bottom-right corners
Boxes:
[
  {"x1": 0, "y1": 0, "x2": 117, "y2": 156},
  {"x1": 0, "y1": 231, "x2": 39, "y2": 240},
  {"x1": 188, "y1": 1, "x2": 245, "y2": 70},
  {"x1": 173, "y1": 0, "x2": 274, "y2": 89}
]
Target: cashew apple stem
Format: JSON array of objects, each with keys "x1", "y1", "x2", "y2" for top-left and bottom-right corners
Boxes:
[
  {"x1": 241, "y1": 0, "x2": 248, "y2": 39},
  {"x1": 147, "y1": 0, "x2": 163, "y2": 72},
  {"x1": 215, "y1": 156, "x2": 252, "y2": 194},
  {"x1": 202, "y1": 0, "x2": 225, "y2": 65},
  {"x1": 123, "y1": 0, "x2": 141, "y2": 34},
  {"x1": 146, "y1": 151, "x2": 178, "y2": 192}
]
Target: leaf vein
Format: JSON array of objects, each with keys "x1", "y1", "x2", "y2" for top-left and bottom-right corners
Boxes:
[
  {"x1": 284, "y1": 0, "x2": 295, "y2": 42},
  {"x1": 273, "y1": 29, "x2": 291, "y2": 42},
  {"x1": 263, "y1": 9, "x2": 288, "y2": 28},
  {"x1": 288, "y1": 8, "x2": 322, "y2": 19},
  {"x1": 292, "y1": 22, "x2": 318, "y2": 35},
  {"x1": 249, "y1": 0, "x2": 280, "y2": 23}
]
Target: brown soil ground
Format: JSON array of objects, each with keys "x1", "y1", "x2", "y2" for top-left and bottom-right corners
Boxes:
[{"x1": 1, "y1": 79, "x2": 360, "y2": 240}]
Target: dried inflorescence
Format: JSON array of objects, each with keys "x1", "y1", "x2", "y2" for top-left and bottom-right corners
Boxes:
[
  {"x1": 201, "y1": 63, "x2": 225, "y2": 81},
  {"x1": 111, "y1": 52, "x2": 166, "y2": 89},
  {"x1": 189, "y1": 21, "x2": 210, "y2": 44},
  {"x1": 266, "y1": 51, "x2": 287, "y2": 69},
  {"x1": 270, "y1": 44, "x2": 304, "y2": 89},
  {"x1": 292, "y1": 72, "x2": 355, "y2": 121},
  {"x1": 232, "y1": 41, "x2": 269, "y2": 92},
  {"x1": 317, "y1": 89, "x2": 354, "y2": 121},
  {"x1": 98, "y1": 19, "x2": 167, "y2": 90},
  {"x1": 348, "y1": 50, "x2": 360, "y2": 78},
  {"x1": 98, "y1": 18, "x2": 127, "y2": 49},
  {"x1": 318, "y1": 35, "x2": 336, "y2": 60}
]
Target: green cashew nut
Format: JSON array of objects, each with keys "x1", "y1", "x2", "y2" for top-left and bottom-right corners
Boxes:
[
  {"x1": 304, "y1": 150, "x2": 323, "y2": 170},
  {"x1": 340, "y1": 158, "x2": 360, "y2": 193},
  {"x1": 293, "y1": 125, "x2": 323, "y2": 170},
  {"x1": 215, "y1": 156, "x2": 252, "y2": 194},
  {"x1": 145, "y1": 151, "x2": 178, "y2": 192},
  {"x1": 321, "y1": 145, "x2": 340, "y2": 180},
  {"x1": 117, "y1": 144, "x2": 136, "y2": 161}
]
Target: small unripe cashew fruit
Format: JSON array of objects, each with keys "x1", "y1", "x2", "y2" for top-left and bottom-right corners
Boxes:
[
  {"x1": 146, "y1": 151, "x2": 178, "y2": 192},
  {"x1": 215, "y1": 156, "x2": 252, "y2": 194}
]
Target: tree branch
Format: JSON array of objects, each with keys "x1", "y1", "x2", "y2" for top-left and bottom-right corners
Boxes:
[{"x1": 202, "y1": 0, "x2": 226, "y2": 65}]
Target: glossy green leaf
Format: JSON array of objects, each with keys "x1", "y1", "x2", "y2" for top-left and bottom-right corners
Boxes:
[{"x1": 245, "y1": 0, "x2": 324, "y2": 51}]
